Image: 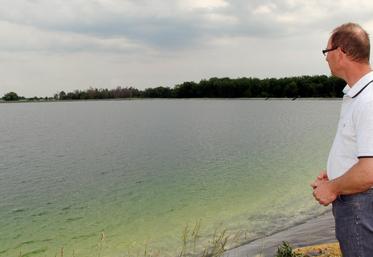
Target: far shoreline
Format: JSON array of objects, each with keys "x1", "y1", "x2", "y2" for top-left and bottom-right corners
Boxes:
[{"x1": 0, "y1": 97, "x2": 343, "y2": 104}]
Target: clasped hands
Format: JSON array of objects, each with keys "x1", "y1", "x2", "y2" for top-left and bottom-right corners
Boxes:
[{"x1": 311, "y1": 171, "x2": 338, "y2": 206}]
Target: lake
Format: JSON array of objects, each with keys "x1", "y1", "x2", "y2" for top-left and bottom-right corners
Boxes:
[{"x1": 0, "y1": 99, "x2": 340, "y2": 257}]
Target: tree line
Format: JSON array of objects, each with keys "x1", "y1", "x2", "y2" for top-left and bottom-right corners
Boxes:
[{"x1": 1, "y1": 75, "x2": 346, "y2": 101}]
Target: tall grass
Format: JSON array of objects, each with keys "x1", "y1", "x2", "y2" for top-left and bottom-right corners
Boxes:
[{"x1": 176, "y1": 220, "x2": 243, "y2": 257}]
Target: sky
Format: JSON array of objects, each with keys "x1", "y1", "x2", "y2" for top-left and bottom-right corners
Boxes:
[{"x1": 1, "y1": 0, "x2": 373, "y2": 97}]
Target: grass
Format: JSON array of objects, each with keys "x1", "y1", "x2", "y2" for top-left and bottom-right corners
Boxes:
[
  {"x1": 275, "y1": 242, "x2": 303, "y2": 257},
  {"x1": 178, "y1": 220, "x2": 231, "y2": 257},
  {"x1": 122, "y1": 220, "x2": 240, "y2": 257},
  {"x1": 97, "y1": 232, "x2": 105, "y2": 257}
]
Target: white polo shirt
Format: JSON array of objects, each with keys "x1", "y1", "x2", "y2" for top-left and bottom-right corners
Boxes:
[{"x1": 327, "y1": 71, "x2": 373, "y2": 180}]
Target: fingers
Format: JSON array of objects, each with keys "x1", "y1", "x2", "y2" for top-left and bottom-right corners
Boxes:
[
  {"x1": 312, "y1": 183, "x2": 335, "y2": 206},
  {"x1": 317, "y1": 174, "x2": 325, "y2": 180},
  {"x1": 310, "y1": 179, "x2": 320, "y2": 189},
  {"x1": 312, "y1": 190, "x2": 328, "y2": 206},
  {"x1": 312, "y1": 171, "x2": 332, "y2": 206},
  {"x1": 318, "y1": 170, "x2": 328, "y2": 180},
  {"x1": 310, "y1": 182, "x2": 316, "y2": 189}
]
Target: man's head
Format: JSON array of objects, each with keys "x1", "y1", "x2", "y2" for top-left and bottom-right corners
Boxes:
[
  {"x1": 330, "y1": 22, "x2": 370, "y2": 63},
  {"x1": 325, "y1": 22, "x2": 370, "y2": 78}
]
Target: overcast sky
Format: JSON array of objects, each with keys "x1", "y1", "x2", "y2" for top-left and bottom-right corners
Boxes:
[{"x1": 1, "y1": 0, "x2": 373, "y2": 97}]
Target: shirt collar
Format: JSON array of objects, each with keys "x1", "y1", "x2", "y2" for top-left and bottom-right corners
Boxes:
[{"x1": 345, "y1": 71, "x2": 373, "y2": 98}]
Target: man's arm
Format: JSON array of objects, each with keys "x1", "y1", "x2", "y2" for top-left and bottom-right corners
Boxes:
[{"x1": 313, "y1": 158, "x2": 373, "y2": 206}]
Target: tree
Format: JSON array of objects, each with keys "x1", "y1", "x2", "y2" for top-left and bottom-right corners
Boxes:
[
  {"x1": 284, "y1": 81, "x2": 298, "y2": 98},
  {"x1": 2, "y1": 92, "x2": 20, "y2": 101},
  {"x1": 59, "y1": 91, "x2": 67, "y2": 100},
  {"x1": 143, "y1": 87, "x2": 173, "y2": 98},
  {"x1": 42, "y1": 75, "x2": 346, "y2": 100}
]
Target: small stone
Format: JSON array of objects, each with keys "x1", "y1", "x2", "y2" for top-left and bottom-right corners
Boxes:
[{"x1": 305, "y1": 249, "x2": 323, "y2": 256}]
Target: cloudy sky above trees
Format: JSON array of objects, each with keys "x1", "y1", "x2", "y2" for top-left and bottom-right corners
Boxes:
[{"x1": 1, "y1": 0, "x2": 373, "y2": 97}]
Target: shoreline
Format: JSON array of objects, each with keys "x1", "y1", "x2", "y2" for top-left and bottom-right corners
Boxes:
[
  {"x1": 224, "y1": 210, "x2": 336, "y2": 257},
  {"x1": 0, "y1": 97, "x2": 342, "y2": 104}
]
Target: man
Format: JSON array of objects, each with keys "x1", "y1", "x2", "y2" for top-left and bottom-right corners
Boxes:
[{"x1": 312, "y1": 22, "x2": 373, "y2": 256}]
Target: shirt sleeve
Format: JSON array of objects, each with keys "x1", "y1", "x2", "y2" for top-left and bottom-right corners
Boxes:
[{"x1": 356, "y1": 101, "x2": 373, "y2": 157}]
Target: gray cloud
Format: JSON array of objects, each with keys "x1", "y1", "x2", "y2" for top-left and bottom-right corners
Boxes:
[
  {"x1": 1, "y1": 0, "x2": 350, "y2": 50},
  {"x1": 3, "y1": 0, "x2": 373, "y2": 51}
]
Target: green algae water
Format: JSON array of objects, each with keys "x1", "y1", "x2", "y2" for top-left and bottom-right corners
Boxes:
[{"x1": 0, "y1": 100, "x2": 339, "y2": 257}]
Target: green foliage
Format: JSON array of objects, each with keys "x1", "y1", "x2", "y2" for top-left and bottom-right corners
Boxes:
[
  {"x1": 276, "y1": 242, "x2": 303, "y2": 257},
  {"x1": 143, "y1": 86, "x2": 174, "y2": 98},
  {"x1": 2, "y1": 92, "x2": 20, "y2": 101},
  {"x1": 57, "y1": 87, "x2": 141, "y2": 100},
  {"x1": 53, "y1": 76, "x2": 345, "y2": 100},
  {"x1": 4, "y1": 75, "x2": 345, "y2": 101},
  {"x1": 173, "y1": 76, "x2": 345, "y2": 98}
]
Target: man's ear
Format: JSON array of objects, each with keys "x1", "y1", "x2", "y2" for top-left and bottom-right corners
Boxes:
[{"x1": 338, "y1": 48, "x2": 347, "y2": 64}]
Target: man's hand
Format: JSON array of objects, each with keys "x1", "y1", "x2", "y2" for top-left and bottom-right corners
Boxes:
[
  {"x1": 311, "y1": 170, "x2": 337, "y2": 206},
  {"x1": 311, "y1": 170, "x2": 328, "y2": 189},
  {"x1": 312, "y1": 180, "x2": 337, "y2": 206}
]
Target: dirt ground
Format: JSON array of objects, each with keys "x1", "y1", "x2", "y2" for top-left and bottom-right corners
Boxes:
[{"x1": 294, "y1": 242, "x2": 341, "y2": 257}]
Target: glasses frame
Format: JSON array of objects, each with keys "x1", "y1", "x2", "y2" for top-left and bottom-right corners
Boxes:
[{"x1": 322, "y1": 46, "x2": 339, "y2": 56}]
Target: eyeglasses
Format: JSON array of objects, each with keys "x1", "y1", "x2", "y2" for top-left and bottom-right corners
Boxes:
[{"x1": 322, "y1": 46, "x2": 338, "y2": 56}]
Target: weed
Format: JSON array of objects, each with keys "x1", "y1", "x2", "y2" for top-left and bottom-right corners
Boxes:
[{"x1": 275, "y1": 242, "x2": 303, "y2": 257}]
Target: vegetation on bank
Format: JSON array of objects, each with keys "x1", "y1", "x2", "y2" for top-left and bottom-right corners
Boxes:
[
  {"x1": 1, "y1": 75, "x2": 346, "y2": 102},
  {"x1": 10, "y1": 222, "x2": 340, "y2": 257},
  {"x1": 294, "y1": 242, "x2": 341, "y2": 257},
  {"x1": 1, "y1": 92, "x2": 25, "y2": 101}
]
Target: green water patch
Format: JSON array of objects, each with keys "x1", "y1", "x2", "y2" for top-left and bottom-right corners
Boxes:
[
  {"x1": 11, "y1": 208, "x2": 28, "y2": 214},
  {"x1": 61, "y1": 205, "x2": 73, "y2": 211},
  {"x1": 13, "y1": 234, "x2": 21, "y2": 239},
  {"x1": 31, "y1": 211, "x2": 48, "y2": 217},
  {"x1": 14, "y1": 239, "x2": 53, "y2": 249},
  {"x1": 60, "y1": 204, "x2": 87, "y2": 212},
  {"x1": 20, "y1": 247, "x2": 48, "y2": 257},
  {"x1": 66, "y1": 217, "x2": 84, "y2": 222},
  {"x1": 72, "y1": 233, "x2": 97, "y2": 240},
  {"x1": 14, "y1": 240, "x2": 36, "y2": 249},
  {"x1": 0, "y1": 249, "x2": 8, "y2": 255}
]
